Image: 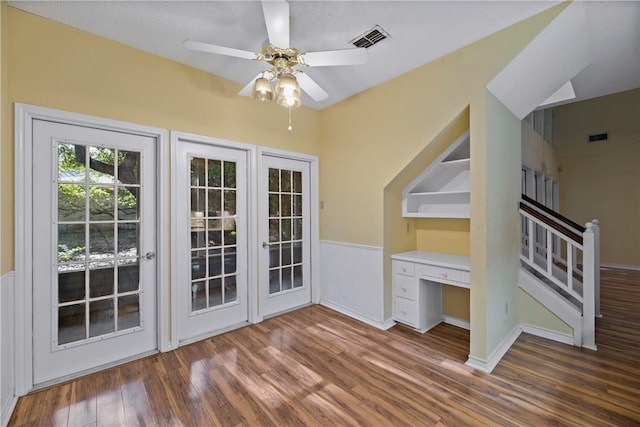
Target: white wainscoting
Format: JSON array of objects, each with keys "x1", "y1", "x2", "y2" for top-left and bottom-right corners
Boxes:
[
  {"x1": 1, "y1": 272, "x2": 16, "y2": 427},
  {"x1": 320, "y1": 240, "x2": 392, "y2": 330}
]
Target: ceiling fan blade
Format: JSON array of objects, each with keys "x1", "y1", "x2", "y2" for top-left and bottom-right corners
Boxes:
[
  {"x1": 184, "y1": 40, "x2": 258, "y2": 60},
  {"x1": 296, "y1": 71, "x2": 329, "y2": 102},
  {"x1": 300, "y1": 48, "x2": 368, "y2": 67},
  {"x1": 238, "y1": 73, "x2": 262, "y2": 97},
  {"x1": 262, "y1": 0, "x2": 290, "y2": 48}
]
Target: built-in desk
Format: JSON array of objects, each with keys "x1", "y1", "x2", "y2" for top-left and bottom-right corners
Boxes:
[{"x1": 391, "y1": 251, "x2": 470, "y2": 332}]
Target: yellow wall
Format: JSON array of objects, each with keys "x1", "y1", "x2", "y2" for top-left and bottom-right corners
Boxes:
[
  {"x1": 416, "y1": 217, "x2": 471, "y2": 321},
  {"x1": 0, "y1": 5, "x2": 321, "y2": 274},
  {"x1": 0, "y1": 3, "x2": 573, "y2": 362},
  {"x1": 555, "y1": 88, "x2": 640, "y2": 267},
  {"x1": 321, "y1": 3, "x2": 567, "y2": 359},
  {"x1": 1, "y1": 3, "x2": 9, "y2": 274},
  {"x1": 384, "y1": 107, "x2": 470, "y2": 320},
  {"x1": 519, "y1": 290, "x2": 572, "y2": 335}
]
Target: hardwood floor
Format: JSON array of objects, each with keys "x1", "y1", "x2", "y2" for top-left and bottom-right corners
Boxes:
[{"x1": 9, "y1": 268, "x2": 640, "y2": 426}]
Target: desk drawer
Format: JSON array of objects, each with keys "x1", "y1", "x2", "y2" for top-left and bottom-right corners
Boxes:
[
  {"x1": 394, "y1": 297, "x2": 418, "y2": 327},
  {"x1": 394, "y1": 274, "x2": 417, "y2": 300},
  {"x1": 393, "y1": 260, "x2": 415, "y2": 277},
  {"x1": 419, "y1": 264, "x2": 469, "y2": 285}
]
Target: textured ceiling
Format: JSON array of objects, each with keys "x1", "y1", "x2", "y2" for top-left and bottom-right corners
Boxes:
[{"x1": 8, "y1": 1, "x2": 640, "y2": 110}]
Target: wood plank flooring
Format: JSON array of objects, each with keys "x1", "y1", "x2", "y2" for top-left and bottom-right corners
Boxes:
[{"x1": 9, "y1": 268, "x2": 640, "y2": 426}]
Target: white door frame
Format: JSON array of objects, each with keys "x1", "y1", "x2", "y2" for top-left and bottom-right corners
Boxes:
[
  {"x1": 170, "y1": 131, "x2": 258, "y2": 342},
  {"x1": 256, "y1": 146, "x2": 320, "y2": 322},
  {"x1": 14, "y1": 103, "x2": 170, "y2": 395}
]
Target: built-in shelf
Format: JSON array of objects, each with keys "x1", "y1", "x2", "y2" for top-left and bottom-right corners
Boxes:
[{"x1": 403, "y1": 130, "x2": 470, "y2": 218}]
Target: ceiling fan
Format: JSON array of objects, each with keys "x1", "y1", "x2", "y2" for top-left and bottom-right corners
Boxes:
[{"x1": 184, "y1": 0, "x2": 367, "y2": 129}]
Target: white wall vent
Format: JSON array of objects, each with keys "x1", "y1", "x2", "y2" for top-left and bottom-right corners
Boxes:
[{"x1": 350, "y1": 25, "x2": 389, "y2": 49}]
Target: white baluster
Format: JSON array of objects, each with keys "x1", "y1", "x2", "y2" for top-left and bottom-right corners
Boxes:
[
  {"x1": 546, "y1": 228, "x2": 553, "y2": 276},
  {"x1": 567, "y1": 242, "x2": 573, "y2": 292},
  {"x1": 528, "y1": 217, "x2": 534, "y2": 263}
]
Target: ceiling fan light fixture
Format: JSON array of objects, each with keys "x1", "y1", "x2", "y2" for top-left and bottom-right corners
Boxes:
[
  {"x1": 275, "y1": 73, "x2": 301, "y2": 109},
  {"x1": 252, "y1": 76, "x2": 274, "y2": 102}
]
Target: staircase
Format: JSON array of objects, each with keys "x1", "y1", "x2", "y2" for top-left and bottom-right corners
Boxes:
[{"x1": 519, "y1": 195, "x2": 600, "y2": 350}]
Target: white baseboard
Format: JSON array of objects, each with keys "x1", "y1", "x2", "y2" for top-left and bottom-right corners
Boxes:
[
  {"x1": 520, "y1": 323, "x2": 574, "y2": 346},
  {"x1": 465, "y1": 324, "x2": 522, "y2": 373},
  {"x1": 464, "y1": 355, "x2": 490, "y2": 372},
  {"x1": 443, "y1": 315, "x2": 470, "y2": 330},
  {"x1": 601, "y1": 263, "x2": 640, "y2": 272},
  {"x1": 321, "y1": 300, "x2": 394, "y2": 330},
  {"x1": 319, "y1": 240, "x2": 383, "y2": 253},
  {"x1": 1, "y1": 394, "x2": 17, "y2": 427}
]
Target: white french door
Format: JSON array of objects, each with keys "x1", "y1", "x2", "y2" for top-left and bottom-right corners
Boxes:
[
  {"x1": 259, "y1": 155, "x2": 311, "y2": 317},
  {"x1": 32, "y1": 120, "x2": 158, "y2": 385},
  {"x1": 174, "y1": 140, "x2": 248, "y2": 343}
]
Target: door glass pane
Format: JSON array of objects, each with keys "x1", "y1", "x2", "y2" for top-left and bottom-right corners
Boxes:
[
  {"x1": 224, "y1": 162, "x2": 236, "y2": 189},
  {"x1": 58, "y1": 270, "x2": 85, "y2": 303},
  {"x1": 89, "y1": 267, "x2": 114, "y2": 298},
  {"x1": 269, "y1": 269, "x2": 280, "y2": 294},
  {"x1": 58, "y1": 304, "x2": 86, "y2": 345},
  {"x1": 292, "y1": 171, "x2": 302, "y2": 194},
  {"x1": 118, "y1": 295, "x2": 140, "y2": 330},
  {"x1": 118, "y1": 187, "x2": 139, "y2": 220},
  {"x1": 208, "y1": 278, "x2": 222, "y2": 307},
  {"x1": 58, "y1": 143, "x2": 86, "y2": 182},
  {"x1": 89, "y1": 186, "x2": 115, "y2": 220},
  {"x1": 224, "y1": 276, "x2": 237, "y2": 303},
  {"x1": 88, "y1": 147, "x2": 115, "y2": 184},
  {"x1": 192, "y1": 281, "x2": 207, "y2": 311},
  {"x1": 118, "y1": 262, "x2": 139, "y2": 293},
  {"x1": 224, "y1": 190, "x2": 236, "y2": 215},
  {"x1": 117, "y1": 151, "x2": 140, "y2": 185},
  {"x1": 282, "y1": 266, "x2": 292, "y2": 291},
  {"x1": 89, "y1": 299, "x2": 115, "y2": 337},
  {"x1": 191, "y1": 157, "x2": 205, "y2": 186},
  {"x1": 207, "y1": 160, "x2": 221, "y2": 187},
  {"x1": 56, "y1": 144, "x2": 143, "y2": 346},
  {"x1": 189, "y1": 156, "x2": 238, "y2": 312},
  {"x1": 267, "y1": 167, "x2": 304, "y2": 295},
  {"x1": 58, "y1": 224, "x2": 85, "y2": 264},
  {"x1": 58, "y1": 184, "x2": 86, "y2": 221},
  {"x1": 89, "y1": 223, "x2": 114, "y2": 260},
  {"x1": 118, "y1": 223, "x2": 138, "y2": 257}
]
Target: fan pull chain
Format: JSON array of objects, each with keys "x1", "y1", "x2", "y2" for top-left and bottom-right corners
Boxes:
[{"x1": 287, "y1": 107, "x2": 293, "y2": 132}]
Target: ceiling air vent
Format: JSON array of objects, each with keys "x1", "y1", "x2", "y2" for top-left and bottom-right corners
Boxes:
[
  {"x1": 588, "y1": 133, "x2": 608, "y2": 143},
  {"x1": 350, "y1": 25, "x2": 389, "y2": 49}
]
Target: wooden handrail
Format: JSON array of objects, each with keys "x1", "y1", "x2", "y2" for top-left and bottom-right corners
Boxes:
[
  {"x1": 521, "y1": 194, "x2": 586, "y2": 233},
  {"x1": 520, "y1": 201, "x2": 583, "y2": 244}
]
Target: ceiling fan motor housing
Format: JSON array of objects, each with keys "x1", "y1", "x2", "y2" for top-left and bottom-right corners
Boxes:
[{"x1": 261, "y1": 44, "x2": 301, "y2": 73}]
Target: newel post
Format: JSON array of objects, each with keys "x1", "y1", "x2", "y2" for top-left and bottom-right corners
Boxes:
[
  {"x1": 592, "y1": 219, "x2": 601, "y2": 317},
  {"x1": 582, "y1": 222, "x2": 597, "y2": 350}
]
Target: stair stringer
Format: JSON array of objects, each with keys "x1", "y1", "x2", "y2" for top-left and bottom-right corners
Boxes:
[{"x1": 519, "y1": 267, "x2": 583, "y2": 346}]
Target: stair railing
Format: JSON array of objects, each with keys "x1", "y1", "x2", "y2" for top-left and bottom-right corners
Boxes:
[
  {"x1": 520, "y1": 199, "x2": 599, "y2": 350},
  {"x1": 521, "y1": 196, "x2": 600, "y2": 317}
]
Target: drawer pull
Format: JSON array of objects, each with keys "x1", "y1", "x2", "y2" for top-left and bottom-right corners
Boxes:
[
  {"x1": 442, "y1": 272, "x2": 448, "y2": 278},
  {"x1": 401, "y1": 310, "x2": 406, "y2": 315},
  {"x1": 402, "y1": 267, "x2": 407, "y2": 273},
  {"x1": 402, "y1": 287, "x2": 407, "y2": 293}
]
